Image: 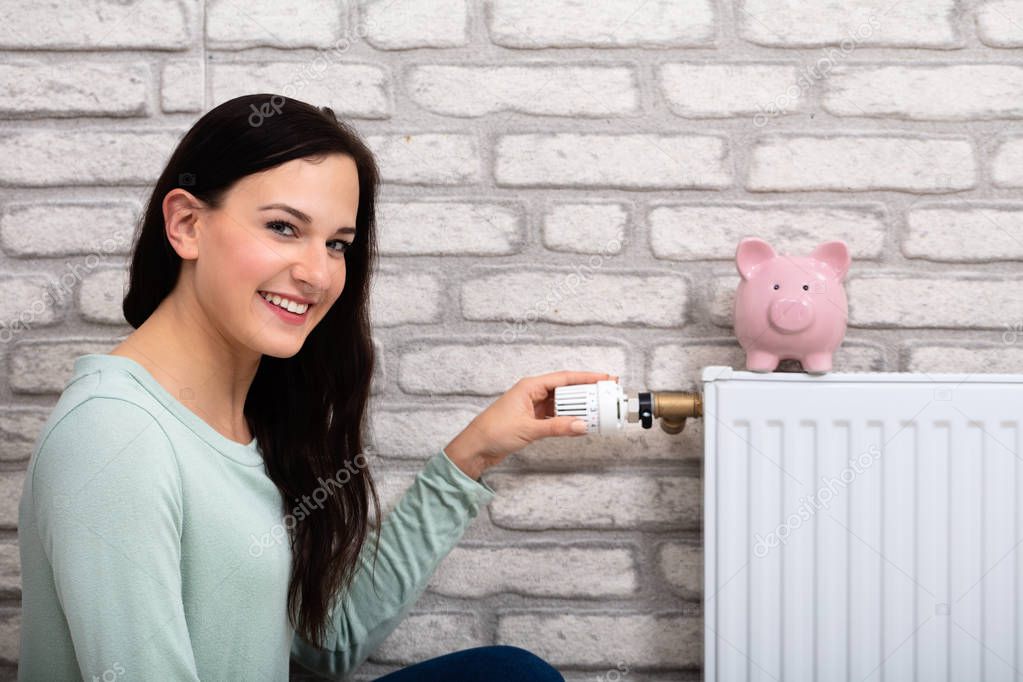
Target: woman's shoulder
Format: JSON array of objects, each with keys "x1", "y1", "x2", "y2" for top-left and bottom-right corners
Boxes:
[
  {"x1": 43, "y1": 364, "x2": 169, "y2": 448},
  {"x1": 28, "y1": 378, "x2": 179, "y2": 498},
  {"x1": 23, "y1": 385, "x2": 186, "y2": 554}
]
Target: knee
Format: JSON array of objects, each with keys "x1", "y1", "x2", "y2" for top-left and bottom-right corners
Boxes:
[{"x1": 487, "y1": 645, "x2": 564, "y2": 681}]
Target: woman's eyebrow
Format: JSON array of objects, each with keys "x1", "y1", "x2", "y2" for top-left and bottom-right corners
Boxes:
[{"x1": 259, "y1": 203, "x2": 355, "y2": 235}]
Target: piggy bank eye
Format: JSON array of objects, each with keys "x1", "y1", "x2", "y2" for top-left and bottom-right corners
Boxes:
[
  {"x1": 802, "y1": 284, "x2": 809, "y2": 291},
  {"x1": 772, "y1": 283, "x2": 779, "y2": 290}
]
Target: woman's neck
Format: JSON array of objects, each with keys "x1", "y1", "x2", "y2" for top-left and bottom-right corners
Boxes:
[{"x1": 109, "y1": 292, "x2": 260, "y2": 445}]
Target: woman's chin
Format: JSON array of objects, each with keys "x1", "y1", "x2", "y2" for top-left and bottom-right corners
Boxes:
[
  {"x1": 258, "y1": 341, "x2": 303, "y2": 359},
  {"x1": 250, "y1": 327, "x2": 305, "y2": 359}
]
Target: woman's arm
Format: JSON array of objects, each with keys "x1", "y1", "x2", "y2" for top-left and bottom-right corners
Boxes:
[
  {"x1": 290, "y1": 446, "x2": 494, "y2": 677},
  {"x1": 290, "y1": 370, "x2": 613, "y2": 678},
  {"x1": 26, "y1": 397, "x2": 202, "y2": 681}
]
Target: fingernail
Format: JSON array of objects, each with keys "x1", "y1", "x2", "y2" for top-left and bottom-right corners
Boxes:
[{"x1": 571, "y1": 419, "x2": 588, "y2": 434}]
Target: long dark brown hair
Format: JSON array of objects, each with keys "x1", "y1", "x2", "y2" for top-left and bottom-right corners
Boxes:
[{"x1": 122, "y1": 93, "x2": 382, "y2": 647}]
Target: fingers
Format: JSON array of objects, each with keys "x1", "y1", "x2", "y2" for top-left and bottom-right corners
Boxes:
[
  {"x1": 527, "y1": 370, "x2": 617, "y2": 393},
  {"x1": 532, "y1": 415, "x2": 590, "y2": 439}
]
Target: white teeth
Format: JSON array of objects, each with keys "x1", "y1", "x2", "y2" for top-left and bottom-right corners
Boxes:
[{"x1": 259, "y1": 291, "x2": 308, "y2": 315}]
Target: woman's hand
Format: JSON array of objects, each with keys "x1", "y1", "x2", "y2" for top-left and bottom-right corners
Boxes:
[{"x1": 443, "y1": 370, "x2": 618, "y2": 480}]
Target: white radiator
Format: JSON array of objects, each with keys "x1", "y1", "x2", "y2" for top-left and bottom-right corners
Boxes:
[{"x1": 702, "y1": 365, "x2": 1023, "y2": 682}]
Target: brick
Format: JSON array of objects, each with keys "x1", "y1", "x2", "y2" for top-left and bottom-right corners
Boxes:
[
  {"x1": 0, "y1": 130, "x2": 181, "y2": 186},
  {"x1": 848, "y1": 275, "x2": 1023, "y2": 328},
  {"x1": 495, "y1": 134, "x2": 731, "y2": 189},
  {"x1": 992, "y1": 138, "x2": 1023, "y2": 187},
  {"x1": 366, "y1": 134, "x2": 480, "y2": 185},
  {"x1": 398, "y1": 343, "x2": 627, "y2": 395},
  {"x1": 649, "y1": 203, "x2": 887, "y2": 261},
  {"x1": 497, "y1": 613, "x2": 700, "y2": 667},
  {"x1": 747, "y1": 135, "x2": 975, "y2": 192},
  {"x1": 0, "y1": 542, "x2": 20, "y2": 596},
  {"x1": 207, "y1": 0, "x2": 344, "y2": 49},
  {"x1": 368, "y1": 405, "x2": 479, "y2": 458},
  {"x1": 375, "y1": 202, "x2": 523, "y2": 255},
  {"x1": 907, "y1": 345, "x2": 1023, "y2": 374},
  {"x1": 824, "y1": 65, "x2": 1023, "y2": 120},
  {"x1": 9, "y1": 341, "x2": 115, "y2": 394},
  {"x1": 564, "y1": 673, "x2": 686, "y2": 682},
  {"x1": 486, "y1": 473, "x2": 699, "y2": 530},
  {"x1": 461, "y1": 270, "x2": 688, "y2": 328},
  {"x1": 737, "y1": 0, "x2": 959, "y2": 48},
  {"x1": 371, "y1": 613, "x2": 485, "y2": 664},
  {"x1": 510, "y1": 418, "x2": 703, "y2": 464},
  {"x1": 650, "y1": 340, "x2": 888, "y2": 389},
  {"x1": 368, "y1": 469, "x2": 418, "y2": 520},
  {"x1": 0, "y1": 472, "x2": 25, "y2": 529},
  {"x1": 407, "y1": 65, "x2": 638, "y2": 117},
  {"x1": 0, "y1": 62, "x2": 149, "y2": 117},
  {"x1": 0, "y1": 0, "x2": 194, "y2": 50},
  {"x1": 658, "y1": 542, "x2": 701, "y2": 599},
  {"x1": 0, "y1": 609, "x2": 18, "y2": 665},
  {"x1": 210, "y1": 63, "x2": 390, "y2": 120},
  {"x1": 369, "y1": 272, "x2": 441, "y2": 326},
  {"x1": 370, "y1": 339, "x2": 385, "y2": 396},
  {"x1": 543, "y1": 202, "x2": 627, "y2": 255},
  {"x1": 78, "y1": 269, "x2": 127, "y2": 325},
  {"x1": 0, "y1": 275, "x2": 61, "y2": 342},
  {"x1": 905, "y1": 204, "x2": 1023, "y2": 261},
  {"x1": 977, "y1": 1, "x2": 1023, "y2": 47},
  {"x1": 361, "y1": 0, "x2": 469, "y2": 49},
  {"x1": 660, "y1": 63, "x2": 804, "y2": 118},
  {"x1": 161, "y1": 60, "x2": 204, "y2": 113},
  {"x1": 488, "y1": 0, "x2": 715, "y2": 48},
  {"x1": 0, "y1": 408, "x2": 50, "y2": 463},
  {"x1": 649, "y1": 343, "x2": 747, "y2": 391},
  {"x1": 0, "y1": 201, "x2": 137, "y2": 257},
  {"x1": 430, "y1": 545, "x2": 639, "y2": 598}
]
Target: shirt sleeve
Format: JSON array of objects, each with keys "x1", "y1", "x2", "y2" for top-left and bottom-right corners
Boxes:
[
  {"x1": 29, "y1": 397, "x2": 202, "y2": 681},
  {"x1": 290, "y1": 447, "x2": 496, "y2": 679}
]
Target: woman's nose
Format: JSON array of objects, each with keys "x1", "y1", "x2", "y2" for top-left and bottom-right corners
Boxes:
[{"x1": 292, "y1": 243, "x2": 333, "y2": 293}]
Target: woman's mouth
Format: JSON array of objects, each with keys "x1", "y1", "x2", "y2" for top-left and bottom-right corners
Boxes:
[{"x1": 258, "y1": 291, "x2": 310, "y2": 324}]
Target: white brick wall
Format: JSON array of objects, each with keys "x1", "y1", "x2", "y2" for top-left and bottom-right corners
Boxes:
[
  {"x1": 2, "y1": 1, "x2": 1020, "y2": 680},
  {"x1": 823, "y1": 64, "x2": 1023, "y2": 120},
  {"x1": 408, "y1": 65, "x2": 640, "y2": 117}
]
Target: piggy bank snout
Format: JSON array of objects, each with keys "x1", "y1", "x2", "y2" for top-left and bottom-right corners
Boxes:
[{"x1": 769, "y1": 298, "x2": 814, "y2": 333}]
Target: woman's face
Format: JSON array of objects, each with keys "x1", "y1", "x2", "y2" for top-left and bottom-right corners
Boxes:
[{"x1": 189, "y1": 153, "x2": 360, "y2": 359}]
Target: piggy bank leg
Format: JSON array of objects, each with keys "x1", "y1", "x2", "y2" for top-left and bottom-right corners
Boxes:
[
  {"x1": 802, "y1": 352, "x2": 833, "y2": 374},
  {"x1": 746, "y1": 350, "x2": 780, "y2": 372}
]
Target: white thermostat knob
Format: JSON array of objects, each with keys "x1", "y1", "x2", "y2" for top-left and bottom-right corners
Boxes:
[{"x1": 554, "y1": 380, "x2": 628, "y2": 435}]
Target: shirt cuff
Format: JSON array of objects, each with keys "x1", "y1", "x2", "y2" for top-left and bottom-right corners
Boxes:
[{"x1": 435, "y1": 447, "x2": 497, "y2": 504}]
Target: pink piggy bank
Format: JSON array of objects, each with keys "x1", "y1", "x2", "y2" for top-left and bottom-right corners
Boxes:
[{"x1": 733, "y1": 237, "x2": 850, "y2": 374}]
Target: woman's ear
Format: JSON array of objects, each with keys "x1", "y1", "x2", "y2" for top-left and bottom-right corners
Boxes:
[{"x1": 163, "y1": 188, "x2": 205, "y2": 261}]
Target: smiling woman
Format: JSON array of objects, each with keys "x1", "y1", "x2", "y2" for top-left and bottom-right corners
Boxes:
[
  {"x1": 16, "y1": 94, "x2": 575, "y2": 682},
  {"x1": 147, "y1": 151, "x2": 361, "y2": 353}
]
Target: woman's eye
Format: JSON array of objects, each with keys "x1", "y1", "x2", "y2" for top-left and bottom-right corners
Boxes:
[
  {"x1": 329, "y1": 240, "x2": 353, "y2": 254},
  {"x1": 267, "y1": 221, "x2": 351, "y2": 256},
  {"x1": 266, "y1": 220, "x2": 296, "y2": 236}
]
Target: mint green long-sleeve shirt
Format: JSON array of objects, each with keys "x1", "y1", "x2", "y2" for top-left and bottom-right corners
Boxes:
[{"x1": 17, "y1": 353, "x2": 496, "y2": 681}]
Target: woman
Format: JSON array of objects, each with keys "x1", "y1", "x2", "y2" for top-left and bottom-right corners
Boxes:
[{"x1": 17, "y1": 94, "x2": 613, "y2": 681}]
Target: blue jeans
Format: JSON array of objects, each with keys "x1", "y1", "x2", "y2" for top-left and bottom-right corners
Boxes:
[{"x1": 372, "y1": 645, "x2": 564, "y2": 681}]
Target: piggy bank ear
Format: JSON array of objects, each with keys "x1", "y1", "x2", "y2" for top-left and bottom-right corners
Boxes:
[
  {"x1": 735, "y1": 237, "x2": 776, "y2": 280},
  {"x1": 810, "y1": 240, "x2": 851, "y2": 280}
]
